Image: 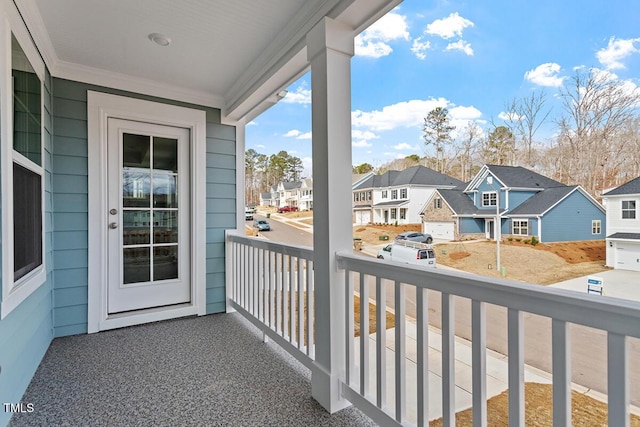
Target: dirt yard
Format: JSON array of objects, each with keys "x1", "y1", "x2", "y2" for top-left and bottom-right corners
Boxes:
[{"x1": 353, "y1": 224, "x2": 608, "y2": 285}]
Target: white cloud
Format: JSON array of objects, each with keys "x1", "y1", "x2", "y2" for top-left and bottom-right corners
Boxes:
[
  {"x1": 449, "y1": 105, "x2": 482, "y2": 120},
  {"x1": 255, "y1": 144, "x2": 265, "y2": 148},
  {"x1": 247, "y1": 121, "x2": 258, "y2": 126},
  {"x1": 296, "y1": 132, "x2": 312, "y2": 140},
  {"x1": 524, "y1": 63, "x2": 565, "y2": 87},
  {"x1": 284, "y1": 129, "x2": 301, "y2": 137},
  {"x1": 355, "y1": 12, "x2": 410, "y2": 58},
  {"x1": 445, "y1": 40, "x2": 474, "y2": 56},
  {"x1": 352, "y1": 98, "x2": 450, "y2": 131},
  {"x1": 353, "y1": 140, "x2": 373, "y2": 148},
  {"x1": 426, "y1": 12, "x2": 474, "y2": 39},
  {"x1": 384, "y1": 152, "x2": 406, "y2": 159},
  {"x1": 393, "y1": 142, "x2": 420, "y2": 150},
  {"x1": 411, "y1": 37, "x2": 431, "y2": 60},
  {"x1": 597, "y1": 37, "x2": 640, "y2": 70},
  {"x1": 498, "y1": 111, "x2": 522, "y2": 121},
  {"x1": 282, "y1": 84, "x2": 311, "y2": 104},
  {"x1": 302, "y1": 157, "x2": 313, "y2": 176}
]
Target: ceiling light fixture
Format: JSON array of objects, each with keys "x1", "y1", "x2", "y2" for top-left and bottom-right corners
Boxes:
[{"x1": 148, "y1": 33, "x2": 171, "y2": 47}]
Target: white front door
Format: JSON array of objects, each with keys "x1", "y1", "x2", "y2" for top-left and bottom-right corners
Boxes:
[{"x1": 107, "y1": 118, "x2": 191, "y2": 314}]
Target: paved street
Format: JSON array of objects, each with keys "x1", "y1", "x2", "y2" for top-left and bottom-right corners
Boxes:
[{"x1": 257, "y1": 213, "x2": 640, "y2": 405}]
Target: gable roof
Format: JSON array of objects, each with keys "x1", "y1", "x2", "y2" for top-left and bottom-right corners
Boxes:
[
  {"x1": 602, "y1": 176, "x2": 640, "y2": 196},
  {"x1": 466, "y1": 165, "x2": 564, "y2": 192},
  {"x1": 436, "y1": 189, "x2": 479, "y2": 215},
  {"x1": 353, "y1": 166, "x2": 463, "y2": 190},
  {"x1": 282, "y1": 181, "x2": 302, "y2": 190}
]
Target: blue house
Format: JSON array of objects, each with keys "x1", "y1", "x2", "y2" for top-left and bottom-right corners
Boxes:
[{"x1": 422, "y1": 165, "x2": 606, "y2": 242}]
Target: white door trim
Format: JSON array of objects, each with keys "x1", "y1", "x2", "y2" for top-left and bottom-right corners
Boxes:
[{"x1": 87, "y1": 91, "x2": 207, "y2": 333}]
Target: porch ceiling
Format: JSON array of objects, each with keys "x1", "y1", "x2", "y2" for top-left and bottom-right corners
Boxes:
[{"x1": 20, "y1": 0, "x2": 400, "y2": 119}]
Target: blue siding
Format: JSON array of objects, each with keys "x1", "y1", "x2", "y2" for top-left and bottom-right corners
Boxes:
[
  {"x1": 206, "y1": 125, "x2": 235, "y2": 314},
  {"x1": 459, "y1": 217, "x2": 484, "y2": 234},
  {"x1": 475, "y1": 177, "x2": 506, "y2": 210},
  {"x1": 540, "y1": 191, "x2": 606, "y2": 242},
  {"x1": 506, "y1": 190, "x2": 537, "y2": 210},
  {"x1": 0, "y1": 70, "x2": 54, "y2": 427},
  {"x1": 50, "y1": 78, "x2": 230, "y2": 336}
]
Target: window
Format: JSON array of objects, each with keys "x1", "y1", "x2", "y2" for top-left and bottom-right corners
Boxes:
[
  {"x1": 592, "y1": 220, "x2": 602, "y2": 234},
  {"x1": 390, "y1": 208, "x2": 397, "y2": 220},
  {"x1": 434, "y1": 198, "x2": 442, "y2": 209},
  {"x1": 622, "y1": 200, "x2": 636, "y2": 219},
  {"x1": 391, "y1": 190, "x2": 398, "y2": 199},
  {"x1": 482, "y1": 192, "x2": 497, "y2": 207},
  {"x1": 2, "y1": 30, "x2": 45, "y2": 318},
  {"x1": 512, "y1": 220, "x2": 528, "y2": 236},
  {"x1": 399, "y1": 208, "x2": 406, "y2": 220},
  {"x1": 400, "y1": 188, "x2": 407, "y2": 198},
  {"x1": 382, "y1": 190, "x2": 387, "y2": 199},
  {"x1": 367, "y1": 191, "x2": 372, "y2": 201}
]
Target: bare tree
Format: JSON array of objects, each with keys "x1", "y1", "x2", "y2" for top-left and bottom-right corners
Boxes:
[
  {"x1": 504, "y1": 91, "x2": 551, "y2": 165},
  {"x1": 556, "y1": 68, "x2": 640, "y2": 194}
]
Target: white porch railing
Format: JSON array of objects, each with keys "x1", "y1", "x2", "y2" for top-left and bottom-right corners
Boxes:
[
  {"x1": 336, "y1": 250, "x2": 640, "y2": 427},
  {"x1": 226, "y1": 232, "x2": 640, "y2": 427},
  {"x1": 226, "y1": 232, "x2": 315, "y2": 368}
]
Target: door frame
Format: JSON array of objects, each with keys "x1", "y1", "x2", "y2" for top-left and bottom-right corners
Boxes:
[{"x1": 87, "y1": 91, "x2": 207, "y2": 333}]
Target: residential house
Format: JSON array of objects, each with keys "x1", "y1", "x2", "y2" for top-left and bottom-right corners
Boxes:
[
  {"x1": 276, "y1": 181, "x2": 302, "y2": 208},
  {"x1": 259, "y1": 185, "x2": 277, "y2": 207},
  {"x1": 421, "y1": 165, "x2": 606, "y2": 242},
  {"x1": 602, "y1": 176, "x2": 640, "y2": 271},
  {"x1": 352, "y1": 166, "x2": 463, "y2": 225},
  {"x1": 299, "y1": 178, "x2": 313, "y2": 210},
  {"x1": 1, "y1": 1, "x2": 636, "y2": 426}
]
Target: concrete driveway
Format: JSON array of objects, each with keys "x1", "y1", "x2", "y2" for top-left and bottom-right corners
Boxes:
[{"x1": 550, "y1": 269, "x2": 640, "y2": 303}]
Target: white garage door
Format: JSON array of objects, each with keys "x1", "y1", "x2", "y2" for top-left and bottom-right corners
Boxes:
[
  {"x1": 355, "y1": 210, "x2": 371, "y2": 225},
  {"x1": 423, "y1": 222, "x2": 454, "y2": 240},
  {"x1": 616, "y1": 242, "x2": 640, "y2": 272}
]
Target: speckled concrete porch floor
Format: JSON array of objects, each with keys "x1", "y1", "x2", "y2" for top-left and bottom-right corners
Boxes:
[{"x1": 9, "y1": 313, "x2": 375, "y2": 427}]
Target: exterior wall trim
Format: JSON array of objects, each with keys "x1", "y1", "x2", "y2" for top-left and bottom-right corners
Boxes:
[{"x1": 87, "y1": 91, "x2": 207, "y2": 332}]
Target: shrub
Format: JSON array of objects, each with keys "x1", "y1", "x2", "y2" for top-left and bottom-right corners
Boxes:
[
  {"x1": 507, "y1": 237, "x2": 513, "y2": 242},
  {"x1": 531, "y1": 236, "x2": 538, "y2": 246},
  {"x1": 524, "y1": 239, "x2": 531, "y2": 244},
  {"x1": 515, "y1": 238, "x2": 522, "y2": 242}
]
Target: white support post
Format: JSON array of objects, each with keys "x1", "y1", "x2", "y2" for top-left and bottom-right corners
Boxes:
[{"x1": 307, "y1": 17, "x2": 355, "y2": 413}]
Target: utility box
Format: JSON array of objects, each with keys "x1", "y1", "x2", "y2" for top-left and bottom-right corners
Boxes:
[{"x1": 587, "y1": 276, "x2": 604, "y2": 295}]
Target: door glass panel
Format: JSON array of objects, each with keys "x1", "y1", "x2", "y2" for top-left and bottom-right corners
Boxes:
[
  {"x1": 153, "y1": 211, "x2": 178, "y2": 243},
  {"x1": 154, "y1": 246, "x2": 178, "y2": 281},
  {"x1": 153, "y1": 137, "x2": 178, "y2": 172},
  {"x1": 153, "y1": 174, "x2": 177, "y2": 208},
  {"x1": 123, "y1": 211, "x2": 150, "y2": 245},
  {"x1": 123, "y1": 133, "x2": 151, "y2": 168},
  {"x1": 123, "y1": 247, "x2": 150, "y2": 284},
  {"x1": 123, "y1": 171, "x2": 150, "y2": 207}
]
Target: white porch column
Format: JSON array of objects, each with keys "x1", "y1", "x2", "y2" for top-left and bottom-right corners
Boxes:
[{"x1": 307, "y1": 17, "x2": 354, "y2": 413}]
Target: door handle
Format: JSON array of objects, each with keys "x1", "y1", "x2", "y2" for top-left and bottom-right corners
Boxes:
[{"x1": 109, "y1": 222, "x2": 118, "y2": 229}]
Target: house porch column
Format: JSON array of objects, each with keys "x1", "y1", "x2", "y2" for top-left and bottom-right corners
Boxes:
[{"x1": 307, "y1": 17, "x2": 354, "y2": 413}]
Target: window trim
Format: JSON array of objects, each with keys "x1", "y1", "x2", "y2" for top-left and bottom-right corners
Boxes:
[
  {"x1": 622, "y1": 200, "x2": 636, "y2": 219},
  {"x1": 592, "y1": 219, "x2": 602, "y2": 235},
  {"x1": 512, "y1": 220, "x2": 529, "y2": 236},
  {"x1": 482, "y1": 191, "x2": 497, "y2": 207},
  {"x1": 1, "y1": 15, "x2": 47, "y2": 319}
]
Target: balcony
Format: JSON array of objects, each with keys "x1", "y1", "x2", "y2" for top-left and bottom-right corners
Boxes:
[{"x1": 11, "y1": 233, "x2": 640, "y2": 427}]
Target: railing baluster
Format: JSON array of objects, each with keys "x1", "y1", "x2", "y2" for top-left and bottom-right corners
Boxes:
[
  {"x1": 552, "y1": 319, "x2": 571, "y2": 427},
  {"x1": 267, "y1": 250, "x2": 273, "y2": 329},
  {"x1": 360, "y1": 272, "x2": 369, "y2": 396},
  {"x1": 508, "y1": 308, "x2": 524, "y2": 427},
  {"x1": 472, "y1": 300, "x2": 487, "y2": 427},
  {"x1": 416, "y1": 287, "x2": 429, "y2": 427},
  {"x1": 346, "y1": 269, "x2": 355, "y2": 387},
  {"x1": 298, "y1": 258, "x2": 304, "y2": 350},
  {"x1": 277, "y1": 253, "x2": 283, "y2": 334},
  {"x1": 394, "y1": 281, "x2": 406, "y2": 423},
  {"x1": 254, "y1": 247, "x2": 259, "y2": 316},
  {"x1": 376, "y1": 277, "x2": 386, "y2": 409},
  {"x1": 249, "y1": 246, "x2": 255, "y2": 315},
  {"x1": 442, "y1": 292, "x2": 455, "y2": 427},
  {"x1": 283, "y1": 255, "x2": 289, "y2": 340},
  {"x1": 608, "y1": 332, "x2": 629, "y2": 427},
  {"x1": 307, "y1": 260, "x2": 314, "y2": 358}
]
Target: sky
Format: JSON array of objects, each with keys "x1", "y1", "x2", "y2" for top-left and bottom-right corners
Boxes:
[{"x1": 245, "y1": 0, "x2": 640, "y2": 177}]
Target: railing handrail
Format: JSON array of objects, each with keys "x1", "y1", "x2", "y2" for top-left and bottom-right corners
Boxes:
[
  {"x1": 336, "y1": 250, "x2": 640, "y2": 339},
  {"x1": 227, "y1": 232, "x2": 314, "y2": 260}
]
